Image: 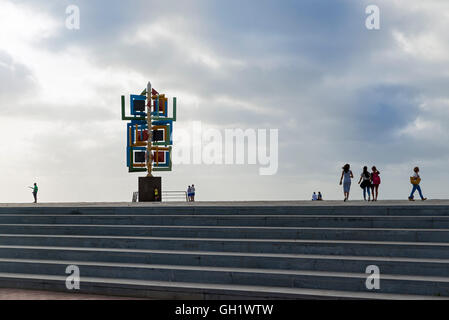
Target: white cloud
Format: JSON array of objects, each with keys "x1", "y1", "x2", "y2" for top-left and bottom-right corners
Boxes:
[
  {"x1": 127, "y1": 17, "x2": 245, "y2": 72},
  {"x1": 393, "y1": 30, "x2": 449, "y2": 62},
  {"x1": 2, "y1": 0, "x2": 449, "y2": 202},
  {"x1": 0, "y1": 1, "x2": 59, "y2": 48}
]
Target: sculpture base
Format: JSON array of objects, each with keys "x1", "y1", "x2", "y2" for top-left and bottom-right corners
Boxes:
[{"x1": 138, "y1": 176, "x2": 162, "y2": 202}]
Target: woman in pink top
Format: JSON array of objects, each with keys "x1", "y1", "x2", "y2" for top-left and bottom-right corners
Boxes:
[{"x1": 370, "y1": 166, "x2": 381, "y2": 201}]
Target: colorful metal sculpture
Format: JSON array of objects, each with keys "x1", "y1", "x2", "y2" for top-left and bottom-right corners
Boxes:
[{"x1": 121, "y1": 82, "x2": 177, "y2": 176}]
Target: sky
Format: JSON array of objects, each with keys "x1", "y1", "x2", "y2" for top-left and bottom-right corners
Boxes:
[{"x1": 1, "y1": 0, "x2": 449, "y2": 202}]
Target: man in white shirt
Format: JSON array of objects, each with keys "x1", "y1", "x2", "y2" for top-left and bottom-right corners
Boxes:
[{"x1": 312, "y1": 192, "x2": 318, "y2": 201}]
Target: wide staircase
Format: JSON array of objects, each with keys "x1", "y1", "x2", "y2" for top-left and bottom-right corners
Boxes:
[{"x1": 0, "y1": 202, "x2": 449, "y2": 299}]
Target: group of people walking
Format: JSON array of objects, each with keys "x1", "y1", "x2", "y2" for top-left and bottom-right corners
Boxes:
[
  {"x1": 339, "y1": 164, "x2": 427, "y2": 202},
  {"x1": 357, "y1": 166, "x2": 381, "y2": 201}
]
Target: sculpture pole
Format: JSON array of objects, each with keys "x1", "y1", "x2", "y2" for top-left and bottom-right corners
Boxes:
[{"x1": 146, "y1": 81, "x2": 153, "y2": 177}]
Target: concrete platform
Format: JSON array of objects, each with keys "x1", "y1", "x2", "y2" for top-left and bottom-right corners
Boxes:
[{"x1": 1, "y1": 200, "x2": 449, "y2": 207}]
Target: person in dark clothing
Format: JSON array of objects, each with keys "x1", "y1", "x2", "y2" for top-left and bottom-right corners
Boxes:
[{"x1": 358, "y1": 166, "x2": 372, "y2": 201}]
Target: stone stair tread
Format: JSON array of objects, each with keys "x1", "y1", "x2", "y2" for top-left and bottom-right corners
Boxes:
[
  {"x1": 3, "y1": 257, "x2": 449, "y2": 282},
  {"x1": 0, "y1": 272, "x2": 447, "y2": 300},
  {"x1": 2, "y1": 244, "x2": 449, "y2": 263},
  {"x1": 0, "y1": 200, "x2": 448, "y2": 207},
  {"x1": 0, "y1": 214, "x2": 448, "y2": 217},
  {"x1": 1, "y1": 233, "x2": 449, "y2": 246},
  {"x1": 1, "y1": 224, "x2": 449, "y2": 232}
]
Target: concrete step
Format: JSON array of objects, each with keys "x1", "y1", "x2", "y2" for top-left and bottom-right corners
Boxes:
[
  {"x1": 1, "y1": 205, "x2": 448, "y2": 216},
  {"x1": 0, "y1": 246, "x2": 449, "y2": 277},
  {"x1": 0, "y1": 234, "x2": 449, "y2": 259},
  {"x1": 0, "y1": 224, "x2": 448, "y2": 242},
  {"x1": 0, "y1": 215, "x2": 448, "y2": 228},
  {"x1": 0, "y1": 272, "x2": 445, "y2": 300},
  {"x1": 0, "y1": 259, "x2": 448, "y2": 296},
  {"x1": 1, "y1": 203, "x2": 448, "y2": 299}
]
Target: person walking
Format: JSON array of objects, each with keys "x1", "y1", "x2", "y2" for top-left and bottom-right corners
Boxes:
[
  {"x1": 358, "y1": 166, "x2": 372, "y2": 201},
  {"x1": 29, "y1": 183, "x2": 38, "y2": 203},
  {"x1": 191, "y1": 184, "x2": 196, "y2": 202},
  {"x1": 339, "y1": 164, "x2": 353, "y2": 202},
  {"x1": 370, "y1": 166, "x2": 381, "y2": 201},
  {"x1": 409, "y1": 167, "x2": 427, "y2": 201}
]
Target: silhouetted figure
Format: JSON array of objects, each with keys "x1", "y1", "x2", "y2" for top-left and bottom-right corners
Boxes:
[
  {"x1": 358, "y1": 166, "x2": 372, "y2": 201},
  {"x1": 339, "y1": 164, "x2": 353, "y2": 202},
  {"x1": 191, "y1": 184, "x2": 196, "y2": 202},
  {"x1": 370, "y1": 166, "x2": 381, "y2": 201},
  {"x1": 29, "y1": 183, "x2": 38, "y2": 203},
  {"x1": 187, "y1": 185, "x2": 192, "y2": 202}
]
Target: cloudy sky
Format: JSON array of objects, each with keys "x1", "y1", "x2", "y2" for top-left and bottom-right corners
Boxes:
[{"x1": 1, "y1": 0, "x2": 449, "y2": 202}]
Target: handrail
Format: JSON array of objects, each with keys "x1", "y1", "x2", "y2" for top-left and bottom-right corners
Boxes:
[
  {"x1": 162, "y1": 191, "x2": 188, "y2": 202},
  {"x1": 132, "y1": 191, "x2": 188, "y2": 202}
]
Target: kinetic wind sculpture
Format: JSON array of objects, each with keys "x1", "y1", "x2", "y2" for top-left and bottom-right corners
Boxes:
[
  {"x1": 121, "y1": 82, "x2": 177, "y2": 201},
  {"x1": 121, "y1": 82, "x2": 176, "y2": 174}
]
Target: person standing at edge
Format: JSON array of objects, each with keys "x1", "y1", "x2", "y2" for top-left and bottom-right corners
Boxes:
[
  {"x1": 409, "y1": 167, "x2": 427, "y2": 201},
  {"x1": 339, "y1": 164, "x2": 353, "y2": 202},
  {"x1": 187, "y1": 185, "x2": 192, "y2": 202},
  {"x1": 370, "y1": 166, "x2": 381, "y2": 201},
  {"x1": 29, "y1": 183, "x2": 38, "y2": 203},
  {"x1": 191, "y1": 184, "x2": 196, "y2": 202},
  {"x1": 358, "y1": 166, "x2": 372, "y2": 201}
]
